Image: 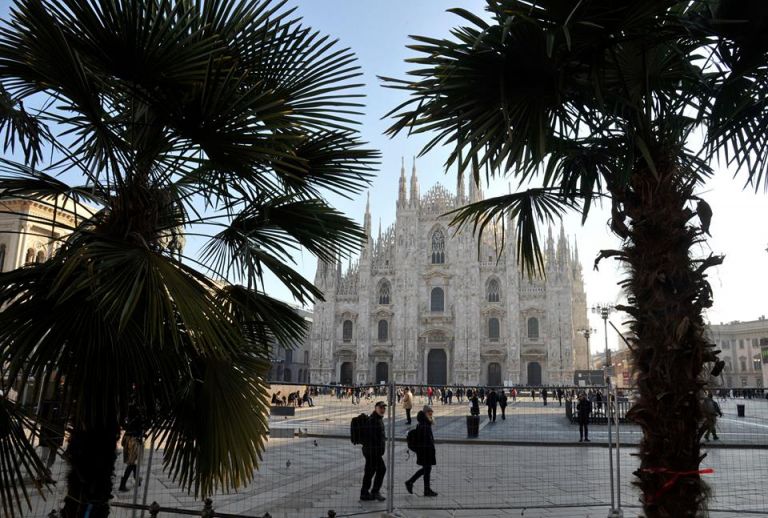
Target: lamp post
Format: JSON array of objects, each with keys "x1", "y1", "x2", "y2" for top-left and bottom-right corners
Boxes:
[
  {"x1": 577, "y1": 327, "x2": 598, "y2": 369},
  {"x1": 591, "y1": 304, "x2": 616, "y2": 383}
]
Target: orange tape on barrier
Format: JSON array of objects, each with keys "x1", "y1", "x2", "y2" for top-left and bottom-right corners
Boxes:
[{"x1": 641, "y1": 467, "x2": 715, "y2": 504}]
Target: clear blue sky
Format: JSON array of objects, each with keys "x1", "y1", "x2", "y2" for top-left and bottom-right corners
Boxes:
[{"x1": 1, "y1": 0, "x2": 767, "y2": 351}]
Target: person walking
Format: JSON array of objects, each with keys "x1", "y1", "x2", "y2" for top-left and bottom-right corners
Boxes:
[
  {"x1": 576, "y1": 392, "x2": 592, "y2": 443},
  {"x1": 703, "y1": 391, "x2": 722, "y2": 441},
  {"x1": 402, "y1": 387, "x2": 414, "y2": 425},
  {"x1": 499, "y1": 390, "x2": 508, "y2": 420},
  {"x1": 531, "y1": 388, "x2": 536, "y2": 401},
  {"x1": 360, "y1": 401, "x2": 388, "y2": 501},
  {"x1": 542, "y1": 388, "x2": 548, "y2": 406},
  {"x1": 486, "y1": 388, "x2": 498, "y2": 422},
  {"x1": 405, "y1": 406, "x2": 438, "y2": 497},
  {"x1": 118, "y1": 401, "x2": 144, "y2": 492},
  {"x1": 511, "y1": 387, "x2": 517, "y2": 402},
  {"x1": 427, "y1": 386, "x2": 434, "y2": 405},
  {"x1": 557, "y1": 388, "x2": 564, "y2": 407}
]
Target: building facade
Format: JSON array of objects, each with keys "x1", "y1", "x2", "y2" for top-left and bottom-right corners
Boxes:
[
  {"x1": 708, "y1": 317, "x2": 768, "y2": 387},
  {"x1": 269, "y1": 308, "x2": 313, "y2": 384},
  {"x1": 309, "y1": 160, "x2": 589, "y2": 387}
]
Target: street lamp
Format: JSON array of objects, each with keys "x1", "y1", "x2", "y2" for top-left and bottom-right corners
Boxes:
[
  {"x1": 577, "y1": 327, "x2": 597, "y2": 369},
  {"x1": 591, "y1": 304, "x2": 616, "y2": 383}
]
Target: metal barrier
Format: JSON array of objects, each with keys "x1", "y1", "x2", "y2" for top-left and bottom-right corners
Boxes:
[{"x1": 21, "y1": 382, "x2": 768, "y2": 517}]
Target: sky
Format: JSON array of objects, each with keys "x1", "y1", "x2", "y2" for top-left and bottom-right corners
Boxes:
[{"x1": 1, "y1": 0, "x2": 766, "y2": 352}]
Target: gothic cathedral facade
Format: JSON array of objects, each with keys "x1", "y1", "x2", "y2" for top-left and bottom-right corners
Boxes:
[{"x1": 309, "y1": 160, "x2": 589, "y2": 387}]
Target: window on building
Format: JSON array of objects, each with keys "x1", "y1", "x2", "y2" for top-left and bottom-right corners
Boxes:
[
  {"x1": 753, "y1": 355, "x2": 762, "y2": 371},
  {"x1": 0, "y1": 244, "x2": 5, "y2": 272},
  {"x1": 25, "y1": 248, "x2": 34, "y2": 265},
  {"x1": 527, "y1": 317, "x2": 539, "y2": 339},
  {"x1": 378, "y1": 319, "x2": 389, "y2": 342},
  {"x1": 740, "y1": 357, "x2": 747, "y2": 372},
  {"x1": 286, "y1": 350, "x2": 293, "y2": 364},
  {"x1": 283, "y1": 368, "x2": 292, "y2": 382},
  {"x1": 342, "y1": 320, "x2": 353, "y2": 342},
  {"x1": 378, "y1": 279, "x2": 391, "y2": 305},
  {"x1": 304, "y1": 351, "x2": 309, "y2": 365},
  {"x1": 430, "y1": 287, "x2": 444, "y2": 312},
  {"x1": 36, "y1": 250, "x2": 45, "y2": 263},
  {"x1": 753, "y1": 338, "x2": 759, "y2": 348},
  {"x1": 722, "y1": 340, "x2": 730, "y2": 349},
  {"x1": 739, "y1": 339, "x2": 745, "y2": 349},
  {"x1": 488, "y1": 318, "x2": 500, "y2": 341},
  {"x1": 487, "y1": 279, "x2": 500, "y2": 303},
  {"x1": 742, "y1": 377, "x2": 748, "y2": 387},
  {"x1": 431, "y1": 229, "x2": 445, "y2": 264}
]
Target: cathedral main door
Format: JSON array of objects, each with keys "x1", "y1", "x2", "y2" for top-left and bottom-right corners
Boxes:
[
  {"x1": 375, "y1": 362, "x2": 389, "y2": 384},
  {"x1": 488, "y1": 362, "x2": 502, "y2": 386},
  {"x1": 527, "y1": 361, "x2": 542, "y2": 386},
  {"x1": 427, "y1": 349, "x2": 447, "y2": 385},
  {"x1": 340, "y1": 362, "x2": 353, "y2": 385}
]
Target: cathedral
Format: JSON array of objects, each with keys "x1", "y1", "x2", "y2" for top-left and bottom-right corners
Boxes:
[{"x1": 309, "y1": 159, "x2": 589, "y2": 387}]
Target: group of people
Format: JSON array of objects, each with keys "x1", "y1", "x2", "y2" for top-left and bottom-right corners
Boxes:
[{"x1": 270, "y1": 389, "x2": 314, "y2": 407}]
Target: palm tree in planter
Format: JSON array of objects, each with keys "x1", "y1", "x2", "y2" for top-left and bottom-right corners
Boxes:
[
  {"x1": 0, "y1": 0, "x2": 377, "y2": 517},
  {"x1": 384, "y1": 1, "x2": 768, "y2": 516}
]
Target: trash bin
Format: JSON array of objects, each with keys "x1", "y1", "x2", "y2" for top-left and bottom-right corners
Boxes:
[
  {"x1": 737, "y1": 404, "x2": 745, "y2": 417},
  {"x1": 466, "y1": 415, "x2": 480, "y2": 438}
]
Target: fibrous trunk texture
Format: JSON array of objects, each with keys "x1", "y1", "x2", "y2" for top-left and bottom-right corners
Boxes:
[
  {"x1": 618, "y1": 167, "x2": 719, "y2": 517},
  {"x1": 61, "y1": 417, "x2": 119, "y2": 518}
]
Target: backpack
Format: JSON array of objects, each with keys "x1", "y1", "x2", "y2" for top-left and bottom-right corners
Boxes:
[
  {"x1": 350, "y1": 413, "x2": 369, "y2": 445},
  {"x1": 406, "y1": 428, "x2": 419, "y2": 452}
]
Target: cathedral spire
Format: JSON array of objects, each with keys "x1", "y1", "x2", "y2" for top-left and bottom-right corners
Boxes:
[
  {"x1": 363, "y1": 191, "x2": 371, "y2": 238},
  {"x1": 557, "y1": 223, "x2": 569, "y2": 268},
  {"x1": 409, "y1": 156, "x2": 420, "y2": 207},
  {"x1": 398, "y1": 156, "x2": 407, "y2": 208},
  {"x1": 378, "y1": 217, "x2": 382, "y2": 241},
  {"x1": 457, "y1": 168, "x2": 465, "y2": 204},
  {"x1": 469, "y1": 163, "x2": 483, "y2": 203}
]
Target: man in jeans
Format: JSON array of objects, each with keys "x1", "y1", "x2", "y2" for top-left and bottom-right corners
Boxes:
[{"x1": 361, "y1": 401, "x2": 387, "y2": 501}]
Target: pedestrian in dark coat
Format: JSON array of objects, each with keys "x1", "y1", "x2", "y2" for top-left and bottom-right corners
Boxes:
[
  {"x1": 499, "y1": 390, "x2": 508, "y2": 420},
  {"x1": 486, "y1": 389, "x2": 498, "y2": 422},
  {"x1": 360, "y1": 401, "x2": 388, "y2": 501},
  {"x1": 470, "y1": 390, "x2": 480, "y2": 416},
  {"x1": 542, "y1": 388, "x2": 548, "y2": 406},
  {"x1": 405, "y1": 407, "x2": 438, "y2": 497},
  {"x1": 576, "y1": 392, "x2": 592, "y2": 442}
]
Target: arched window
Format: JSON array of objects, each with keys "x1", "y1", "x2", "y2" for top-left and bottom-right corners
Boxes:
[
  {"x1": 25, "y1": 248, "x2": 34, "y2": 264},
  {"x1": 0, "y1": 244, "x2": 5, "y2": 272},
  {"x1": 527, "y1": 317, "x2": 539, "y2": 339},
  {"x1": 378, "y1": 319, "x2": 389, "y2": 342},
  {"x1": 740, "y1": 357, "x2": 747, "y2": 372},
  {"x1": 36, "y1": 250, "x2": 46, "y2": 263},
  {"x1": 378, "y1": 279, "x2": 391, "y2": 305},
  {"x1": 487, "y1": 279, "x2": 500, "y2": 302},
  {"x1": 283, "y1": 368, "x2": 292, "y2": 382},
  {"x1": 304, "y1": 351, "x2": 309, "y2": 365},
  {"x1": 286, "y1": 350, "x2": 293, "y2": 364},
  {"x1": 430, "y1": 287, "x2": 444, "y2": 312},
  {"x1": 431, "y1": 229, "x2": 445, "y2": 264},
  {"x1": 342, "y1": 320, "x2": 353, "y2": 342},
  {"x1": 488, "y1": 318, "x2": 500, "y2": 341}
]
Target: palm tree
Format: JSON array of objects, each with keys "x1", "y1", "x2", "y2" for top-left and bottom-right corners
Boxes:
[
  {"x1": 384, "y1": 1, "x2": 768, "y2": 516},
  {"x1": 0, "y1": 1, "x2": 377, "y2": 517}
]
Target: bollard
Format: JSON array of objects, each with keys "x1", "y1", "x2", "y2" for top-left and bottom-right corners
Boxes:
[
  {"x1": 149, "y1": 501, "x2": 161, "y2": 518},
  {"x1": 201, "y1": 498, "x2": 214, "y2": 518}
]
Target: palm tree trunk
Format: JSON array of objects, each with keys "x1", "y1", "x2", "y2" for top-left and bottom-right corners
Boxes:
[
  {"x1": 618, "y1": 167, "x2": 718, "y2": 517},
  {"x1": 61, "y1": 417, "x2": 120, "y2": 518}
]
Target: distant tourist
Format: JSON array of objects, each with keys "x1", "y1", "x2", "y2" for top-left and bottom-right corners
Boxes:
[
  {"x1": 405, "y1": 406, "x2": 438, "y2": 497},
  {"x1": 577, "y1": 392, "x2": 592, "y2": 443},
  {"x1": 427, "y1": 386, "x2": 434, "y2": 405},
  {"x1": 486, "y1": 388, "x2": 498, "y2": 422},
  {"x1": 703, "y1": 392, "x2": 722, "y2": 441},
  {"x1": 360, "y1": 401, "x2": 388, "y2": 502},
  {"x1": 469, "y1": 390, "x2": 480, "y2": 416},
  {"x1": 402, "y1": 387, "x2": 414, "y2": 425},
  {"x1": 531, "y1": 389, "x2": 536, "y2": 401},
  {"x1": 499, "y1": 390, "x2": 508, "y2": 420},
  {"x1": 542, "y1": 388, "x2": 548, "y2": 406}
]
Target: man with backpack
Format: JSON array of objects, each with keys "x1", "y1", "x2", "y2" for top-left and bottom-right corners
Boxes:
[
  {"x1": 353, "y1": 400, "x2": 388, "y2": 501},
  {"x1": 703, "y1": 391, "x2": 723, "y2": 441},
  {"x1": 405, "y1": 406, "x2": 437, "y2": 497}
]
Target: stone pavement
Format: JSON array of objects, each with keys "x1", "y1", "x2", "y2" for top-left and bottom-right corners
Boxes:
[{"x1": 23, "y1": 394, "x2": 768, "y2": 518}]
